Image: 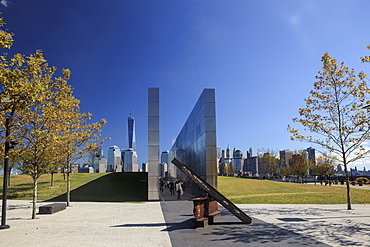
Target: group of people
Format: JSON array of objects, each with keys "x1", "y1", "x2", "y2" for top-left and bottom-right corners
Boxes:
[{"x1": 160, "y1": 179, "x2": 185, "y2": 200}]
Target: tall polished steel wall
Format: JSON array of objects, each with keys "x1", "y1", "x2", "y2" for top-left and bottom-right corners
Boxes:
[
  {"x1": 169, "y1": 89, "x2": 217, "y2": 193},
  {"x1": 148, "y1": 88, "x2": 160, "y2": 200}
]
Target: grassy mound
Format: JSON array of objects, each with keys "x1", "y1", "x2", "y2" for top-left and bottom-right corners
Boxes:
[{"x1": 1, "y1": 172, "x2": 148, "y2": 202}]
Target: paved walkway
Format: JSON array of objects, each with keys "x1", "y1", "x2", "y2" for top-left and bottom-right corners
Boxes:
[{"x1": 1, "y1": 198, "x2": 370, "y2": 246}]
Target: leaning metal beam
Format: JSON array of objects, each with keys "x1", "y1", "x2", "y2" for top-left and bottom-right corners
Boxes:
[{"x1": 172, "y1": 158, "x2": 252, "y2": 224}]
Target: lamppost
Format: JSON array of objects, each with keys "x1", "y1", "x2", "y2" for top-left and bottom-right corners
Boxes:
[{"x1": 1, "y1": 95, "x2": 18, "y2": 230}]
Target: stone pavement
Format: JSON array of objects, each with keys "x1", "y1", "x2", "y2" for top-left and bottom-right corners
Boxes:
[
  {"x1": 1, "y1": 198, "x2": 370, "y2": 246},
  {"x1": 0, "y1": 200, "x2": 171, "y2": 247}
]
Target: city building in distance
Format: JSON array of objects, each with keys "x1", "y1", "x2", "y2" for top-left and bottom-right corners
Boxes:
[
  {"x1": 122, "y1": 105, "x2": 138, "y2": 172},
  {"x1": 108, "y1": 145, "x2": 122, "y2": 172}
]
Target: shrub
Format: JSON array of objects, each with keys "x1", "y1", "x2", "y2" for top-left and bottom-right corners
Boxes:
[{"x1": 356, "y1": 177, "x2": 369, "y2": 183}]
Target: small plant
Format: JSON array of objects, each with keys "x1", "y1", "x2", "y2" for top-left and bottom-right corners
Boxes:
[
  {"x1": 356, "y1": 177, "x2": 369, "y2": 186},
  {"x1": 351, "y1": 181, "x2": 356, "y2": 185}
]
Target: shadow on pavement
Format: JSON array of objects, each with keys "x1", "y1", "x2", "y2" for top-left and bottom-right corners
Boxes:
[{"x1": 159, "y1": 191, "x2": 331, "y2": 247}]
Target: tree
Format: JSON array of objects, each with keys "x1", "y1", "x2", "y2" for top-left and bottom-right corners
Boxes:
[
  {"x1": 0, "y1": 14, "x2": 13, "y2": 49},
  {"x1": 315, "y1": 154, "x2": 336, "y2": 185},
  {"x1": 1, "y1": 50, "x2": 57, "y2": 220},
  {"x1": 288, "y1": 52, "x2": 370, "y2": 210},
  {"x1": 257, "y1": 149, "x2": 279, "y2": 178},
  {"x1": 289, "y1": 151, "x2": 310, "y2": 183},
  {"x1": 224, "y1": 164, "x2": 234, "y2": 177},
  {"x1": 50, "y1": 74, "x2": 107, "y2": 206},
  {"x1": 12, "y1": 51, "x2": 60, "y2": 219}
]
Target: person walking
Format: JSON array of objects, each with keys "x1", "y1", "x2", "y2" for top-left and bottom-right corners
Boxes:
[
  {"x1": 159, "y1": 180, "x2": 164, "y2": 193},
  {"x1": 169, "y1": 180, "x2": 175, "y2": 195},
  {"x1": 176, "y1": 181, "x2": 183, "y2": 200}
]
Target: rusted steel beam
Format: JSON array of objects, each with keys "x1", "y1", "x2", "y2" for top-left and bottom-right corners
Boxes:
[{"x1": 172, "y1": 158, "x2": 252, "y2": 224}]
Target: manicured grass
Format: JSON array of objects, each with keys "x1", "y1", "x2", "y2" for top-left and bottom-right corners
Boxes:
[
  {"x1": 0, "y1": 172, "x2": 148, "y2": 202},
  {"x1": 218, "y1": 176, "x2": 370, "y2": 204},
  {"x1": 3, "y1": 174, "x2": 369, "y2": 204}
]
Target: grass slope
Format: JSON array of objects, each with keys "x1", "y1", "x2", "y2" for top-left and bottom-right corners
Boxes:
[
  {"x1": 2, "y1": 174, "x2": 369, "y2": 204},
  {"x1": 0, "y1": 172, "x2": 148, "y2": 202},
  {"x1": 218, "y1": 176, "x2": 370, "y2": 204}
]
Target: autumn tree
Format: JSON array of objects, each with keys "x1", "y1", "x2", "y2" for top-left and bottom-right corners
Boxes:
[
  {"x1": 257, "y1": 149, "x2": 279, "y2": 178},
  {"x1": 288, "y1": 52, "x2": 370, "y2": 210},
  {"x1": 0, "y1": 14, "x2": 16, "y2": 190},
  {"x1": 314, "y1": 154, "x2": 336, "y2": 185},
  {"x1": 11, "y1": 51, "x2": 61, "y2": 219},
  {"x1": 360, "y1": 45, "x2": 370, "y2": 63},
  {"x1": 0, "y1": 14, "x2": 13, "y2": 49},
  {"x1": 289, "y1": 151, "x2": 312, "y2": 183},
  {"x1": 50, "y1": 74, "x2": 107, "y2": 206}
]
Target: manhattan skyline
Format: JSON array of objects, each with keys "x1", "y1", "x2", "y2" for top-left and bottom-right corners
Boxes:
[{"x1": 2, "y1": 1, "x2": 370, "y2": 169}]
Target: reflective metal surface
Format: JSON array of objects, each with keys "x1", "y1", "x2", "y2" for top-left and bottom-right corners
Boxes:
[{"x1": 169, "y1": 89, "x2": 217, "y2": 194}]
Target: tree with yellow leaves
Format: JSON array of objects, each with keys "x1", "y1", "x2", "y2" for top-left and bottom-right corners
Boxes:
[
  {"x1": 49, "y1": 70, "x2": 108, "y2": 206},
  {"x1": 0, "y1": 14, "x2": 13, "y2": 49},
  {"x1": 1, "y1": 50, "x2": 59, "y2": 219},
  {"x1": 288, "y1": 52, "x2": 370, "y2": 210}
]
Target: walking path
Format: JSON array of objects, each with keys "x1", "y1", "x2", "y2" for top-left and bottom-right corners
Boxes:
[{"x1": 1, "y1": 197, "x2": 370, "y2": 246}]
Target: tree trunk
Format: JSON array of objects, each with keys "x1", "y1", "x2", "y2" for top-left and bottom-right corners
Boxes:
[
  {"x1": 50, "y1": 172, "x2": 54, "y2": 187},
  {"x1": 32, "y1": 177, "x2": 37, "y2": 219},
  {"x1": 66, "y1": 159, "x2": 71, "y2": 207},
  {"x1": 343, "y1": 163, "x2": 352, "y2": 210},
  {"x1": 67, "y1": 170, "x2": 70, "y2": 206}
]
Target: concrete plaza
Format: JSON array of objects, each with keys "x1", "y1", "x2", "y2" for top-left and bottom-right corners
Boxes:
[{"x1": 1, "y1": 198, "x2": 370, "y2": 247}]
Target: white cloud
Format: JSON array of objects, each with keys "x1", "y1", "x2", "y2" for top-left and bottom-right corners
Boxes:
[{"x1": 1, "y1": 0, "x2": 8, "y2": 7}]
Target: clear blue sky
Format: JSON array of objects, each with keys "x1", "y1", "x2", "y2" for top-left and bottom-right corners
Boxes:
[{"x1": 2, "y1": 0, "x2": 370, "y2": 170}]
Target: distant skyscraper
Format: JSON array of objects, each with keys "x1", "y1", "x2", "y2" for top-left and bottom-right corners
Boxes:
[
  {"x1": 161, "y1": 151, "x2": 169, "y2": 178},
  {"x1": 233, "y1": 149, "x2": 244, "y2": 173},
  {"x1": 279, "y1": 149, "x2": 293, "y2": 167},
  {"x1": 108, "y1": 145, "x2": 121, "y2": 172},
  {"x1": 122, "y1": 103, "x2": 139, "y2": 173},
  {"x1": 219, "y1": 145, "x2": 233, "y2": 175},
  {"x1": 123, "y1": 148, "x2": 138, "y2": 172},
  {"x1": 306, "y1": 147, "x2": 316, "y2": 165},
  {"x1": 127, "y1": 103, "x2": 136, "y2": 150},
  {"x1": 161, "y1": 150, "x2": 169, "y2": 165}
]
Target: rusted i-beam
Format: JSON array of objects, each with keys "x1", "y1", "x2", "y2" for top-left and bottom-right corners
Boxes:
[{"x1": 171, "y1": 158, "x2": 252, "y2": 224}]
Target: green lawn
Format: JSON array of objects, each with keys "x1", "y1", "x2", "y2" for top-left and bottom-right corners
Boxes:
[
  {"x1": 218, "y1": 176, "x2": 370, "y2": 204},
  {"x1": 2, "y1": 174, "x2": 369, "y2": 204},
  {"x1": 0, "y1": 172, "x2": 148, "y2": 202}
]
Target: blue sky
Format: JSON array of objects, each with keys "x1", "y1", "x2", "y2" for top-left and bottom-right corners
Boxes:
[{"x1": 2, "y1": 0, "x2": 370, "y2": 170}]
